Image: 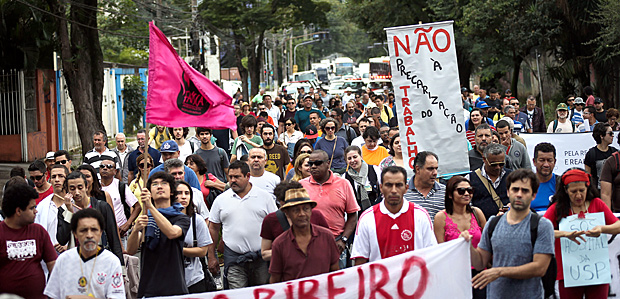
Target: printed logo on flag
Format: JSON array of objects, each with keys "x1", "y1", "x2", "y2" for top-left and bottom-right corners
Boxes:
[{"x1": 177, "y1": 71, "x2": 211, "y2": 115}]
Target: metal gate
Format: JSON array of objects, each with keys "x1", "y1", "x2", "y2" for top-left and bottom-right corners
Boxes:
[{"x1": 0, "y1": 69, "x2": 28, "y2": 161}]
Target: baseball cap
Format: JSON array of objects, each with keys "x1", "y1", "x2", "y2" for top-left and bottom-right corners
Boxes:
[
  {"x1": 594, "y1": 97, "x2": 603, "y2": 104},
  {"x1": 45, "y1": 151, "x2": 55, "y2": 160},
  {"x1": 461, "y1": 87, "x2": 469, "y2": 93},
  {"x1": 505, "y1": 89, "x2": 512, "y2": 94},
  {"x1": 305, "y1": 125, "x2": 319, "y2": 139},
  {"x1": 476, "y1": 101, "x2": 490, "y2": 109},
  {"x1": 160, "y1": 140, "x2": 179, "y2": 153},
  {"x1": 556, "y1": 103, "x2": 569, "y2": 111}
]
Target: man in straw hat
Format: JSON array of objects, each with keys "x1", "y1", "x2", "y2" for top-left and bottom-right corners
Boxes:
[
  {"x1": 351, "y1": 166, "x2": 437, "y2": 264},
  {"x1": 269, "y1": 188, "x2": 340, "y2": 283}
]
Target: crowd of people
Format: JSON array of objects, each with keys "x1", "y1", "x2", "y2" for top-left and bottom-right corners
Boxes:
[{"x1": 1, "y1": 84, "x2": 620, "y2": 299}]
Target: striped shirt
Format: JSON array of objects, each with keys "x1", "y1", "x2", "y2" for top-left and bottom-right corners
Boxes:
[
  {"x1": 403, "y1": 177, "x2": 446, "y2": 221},
  {"x1": 83, "y1": 148, "x2": 120, "y2": 172}
]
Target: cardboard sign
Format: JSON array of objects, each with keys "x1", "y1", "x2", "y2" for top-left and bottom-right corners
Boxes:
[
  {"x1": 385, "y1": 21, "x2": 469, "y2": 177},
  {"x1": 559, "y1": 212, "x2": 611, "y2": 288}
]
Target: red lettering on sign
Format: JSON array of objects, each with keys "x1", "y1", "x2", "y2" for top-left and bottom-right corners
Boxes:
[
  {"x1": 406, "y1": 127, "x2": 415, "y2": 136},
  {"x1": 433, "y1": 29, "x2": 451, "y2": 52},
  {"x1": 403, "y1": 106, "x2": 413, "y2": 116},
  {"x1": 399, "y1": 86, "x2": 411, "y2": 97},
  {"x1": 327, "y1": 271, "x2": 346, "y2": 299},
  {"x1": 404, "y1": 116, "x2": 413, "y2": 126},
  {"x1": 369, "y1": 264, "x2": 392, "y2": 299},
  {"x1": 406, "y1": 134, "x2": 416, "y2": 145},
  {"x1": 393, "y1": 36, "x2": 410, "y2": 57},
  {"x1": 253, "y1": 288, "x2": 275, "y2": 299},
  {"x1": 408, "y1": 156, "x2": 416, "y2": 169},
  {"x1": 298, "y1": 280, "x2": 319, "y2": 298},
  {"x1": 357, "y1": 267, "x2": 366, "y2": 299},
  {"x1": 406, "y1": 145, "x2": 418, "y2": 158},
  {"x1": 285, "y1": 282, "x2": 294, "y2": 299},
  {"x1": 397, "y1": 256, "x2": 430, "y2": 298},
  {"x1": 401, "y1": 97, "x2": 410, "y2": 107},
  {"x1": 414, "y1": 27, "x2": 433, "y2": 54},
  {"x1": 213, "y1": 295, "x2": 230, "y2": 299}
]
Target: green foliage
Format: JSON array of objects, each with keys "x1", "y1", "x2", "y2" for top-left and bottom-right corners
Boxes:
[
  {"x1": 122, "y1": 75, "x2": 146, "y2": 134},
  {"x1": 590, "y1": 0, "x2": 620, "y2": 62},
  {"x1": 345, "y1": 0, "x2": 431, "y2": 41}
]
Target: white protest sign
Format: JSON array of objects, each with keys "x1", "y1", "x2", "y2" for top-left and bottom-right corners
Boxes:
[
  {"x1": 559, "y1": 212, "x2": 611, "y2": 288},
  {"x1": 609, "y1": 214, "x2": 620, "y2": 298},
  {"x1": 520, "y1": 132, "x2": 620, "y2": 174},
  {"x1": 153, "y1": 239, "x2": 472, "y2": 299},
  {"x1": 385, "y1": 21, "x2": 469, "y2": 176}
]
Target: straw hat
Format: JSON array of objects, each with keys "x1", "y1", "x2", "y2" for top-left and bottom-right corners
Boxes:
[{"x1": 280, "y1": 188, "x2": 317, "y2": 210}]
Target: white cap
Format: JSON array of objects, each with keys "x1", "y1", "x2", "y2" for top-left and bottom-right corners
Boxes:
[{"x1": 45, "y1": 151, "x2": 55, "y2": 160}]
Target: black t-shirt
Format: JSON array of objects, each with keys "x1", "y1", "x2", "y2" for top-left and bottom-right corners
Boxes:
[
  {"x1": 584, "y1": 146, "x2": 618, "y2": 189},
  {"x1": 279, "y1": 110, "x2": 297, "y2": 124},
  {"x1": 485, "y1": 98, "x2": 502, "y2": 118},
  {"x1": 595, "y1": 110, "x2": 607, "y2": 123},
  {"x1": 343, "y1": 110, "x2": 362, "y2": 125},
  {"x1": 138, "y1": 213, "x2": 190, "y2": 298},
  {"x1": 213, "y1": 129, "x2": 231, "y2": 153}
]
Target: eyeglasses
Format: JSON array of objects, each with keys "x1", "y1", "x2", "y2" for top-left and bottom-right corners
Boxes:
[
  {"x1": 55, "y1": 160, "x2": 68, "y2": 165},
  {"x1": 286, "y1": 123, "x2": 294, "y2": 126},
  {"x1": 307, "y1": 160, "x2": 326, "y2": 167},
  {"x1": 100, "y1": 164, "x2": 115, "y2": 169},
  {"x1": 324, "y1": 126, "x2": 336, "y2": 131},
  {"x1": 30, "y1": 175, "x2": 44, "y2": 181},
  {"x1": 300, "y1": 150, "x2": 313, "y2": 155},
  {"x1": 287, "y1": 102, "x2": 295, "y2": 105},
  {"x1": 456, "y1": 187, "x2": 474, "y2": 195},
  {"x1": 489, "y1": 162, "x2": 505, "y2": 168},
  {"x1": 138, "y1": 163, "x2": 153, "y2": 169}
]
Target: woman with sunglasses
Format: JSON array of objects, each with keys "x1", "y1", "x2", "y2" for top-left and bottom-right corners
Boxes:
[
  {"x1": 314, "y1": 118, "x2": 349, "y2": 175},
  {"x1": 278, "y1": 118, "x2": 304, "y2": 158},
  {"x1": 584, "y1": 123, "x2": 617, "y2": 189},
  {"x1": 543, "y1": 168, "x2": 620, "y2": 298},
  {"x1": 285, "y1": 139, "x2": 314, "y2": 181},
  {"x1": 76, "y1": 164, "x2": 114, "y2": 210},
  {"x1": 291, "y1": 153, "x2": 311, "y2": 182},
  {"x1": 176, "y1": 181, "x2": 214, "y2": 293},
  {"x1": 129, "y1": 153, "x2": 154, "y2": 199},
  {"x1": 344, "y1": 146, "x2": 380, "y2": 212},
  {"x1": 434, "y1": 176, "x2": 486, "y2": 299}
]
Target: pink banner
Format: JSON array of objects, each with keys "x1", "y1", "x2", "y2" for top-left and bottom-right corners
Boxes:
[{"x1": 146, "y1": 22, "x2": 236, "y2": 130}]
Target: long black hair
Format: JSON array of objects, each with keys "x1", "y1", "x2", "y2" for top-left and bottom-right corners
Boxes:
[
  {"x1": 176, "y1": 181, "x2": 195, "y2": 217},
  {"x1": 467, "y1": 108, "x2": 487, "y2": 131},
  {"x1": 76, "y1": 164, "x2": 106, "y2": 201},
  {"x1": 444, "y1": 176, "x2": 473, "y2": 215},
  {"x1": 550, "y1": 168, "x2": 600, "y2": 224}
]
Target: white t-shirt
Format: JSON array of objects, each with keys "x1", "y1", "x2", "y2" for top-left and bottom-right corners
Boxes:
[
  {"x1": 101, "y1": 178, "x2": 138, "y2": 227},
  {"x1": 209, "y1": 186, "x2": 277, "y2": 254},
  {"x1": 249, "y1": 171, "x2": 280, "y2": 198},
  {"x1": 178, "y1": 140, "x2": 194, "y2": 163},
  {"x1": 351, "y1": 201, "x2": 437, "y2": 263},
  {"x1": 546, "y1": 119, "x2": 574, "y2": 133},
  {"x1": 35, "y1": 193, "x2": 59, "y2": 245},
  {"x1": 183, "y1": 214, "x2": 213, "y2": 287},
  {"x1": 191, "y1": 186, "x2": 210, "y2": 220},
  {"x1": 267, "y1": 105, "x2": 281, "y2": 124},
  {"x1": 44, "y1": 248, "x2": 125, "y2": 299}
]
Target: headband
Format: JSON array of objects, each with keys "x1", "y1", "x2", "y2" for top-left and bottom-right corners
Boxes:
[{"x1": 562, "y1": 169, "x2": 590, "y2": 187}]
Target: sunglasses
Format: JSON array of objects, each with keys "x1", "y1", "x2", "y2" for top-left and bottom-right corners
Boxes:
[
  {"x1": 307, "y1": 160, "x2": 326, "y2": 167},
  {"x1": 608, "y1": 132, "x2": 615, "y2": 136},
  {"x1": 138, "y1": 163, "x2": 153, "y2": 169},
  {"x1": 100, "y1": 164, "x2": 115, "y2": 169},
  {"x1": 324, "y1": 126, "x2": 336, "y2": 131},
  {"x1": 30, "y1": 175, "x2": 44, "y2": 181},
  {"x1": 300, "y1": 150, "x2": 313, "y2": 155},
  {"x1": 489, "y1": 162, "x2": 505, "y2": 168},
  {"x1": 55, "y1": 160, "x2": 68, "y2": 165},
  {"x1": 286, "y1": 123, "x2": 294, "y2": 126},
  {"x1": 456, "y1": 187, "x2": 474, "y2": 195}
]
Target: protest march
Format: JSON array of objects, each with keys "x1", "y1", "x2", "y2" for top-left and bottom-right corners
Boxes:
[{"x1": 3, "y1": 17, "x2": 620, "y2": 299}]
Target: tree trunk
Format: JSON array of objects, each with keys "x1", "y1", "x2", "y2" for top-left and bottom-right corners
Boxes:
[
  {"x1": 234, "y1": 35, "x2": 249, "y2": 101},
  {"x1": 247, "y1": 32, "x2": 265, "y2": 99},
  {"x1": 47, "y1": 0, "x2": 105, "y2": 157},
  {"x1": 511, "y1": 54, "x2": 523, "y2": 98}
]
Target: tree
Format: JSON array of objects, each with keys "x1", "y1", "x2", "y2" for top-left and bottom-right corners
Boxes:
[
  {"x1": 122, "y1": 75, "x2": 146, "y2": 133},
  {"x1": 46, "y1": 0, "x2": 106, "y2": 156},
  {"x1": 198, "y1": 0, "x2": 330, "y2": 100}
]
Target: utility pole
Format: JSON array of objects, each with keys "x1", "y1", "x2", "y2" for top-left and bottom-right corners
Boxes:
[{"x1": 273, "y1": 34, "x2": 278, "y2": 89}]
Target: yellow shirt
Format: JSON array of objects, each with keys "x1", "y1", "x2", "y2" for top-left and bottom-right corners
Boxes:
[
  {"x1": 361, "y1": 145, "x2": 389, "y2": 166},
  {"x1": 149, "y1": 127, "x2": 172, "y2": 150}
]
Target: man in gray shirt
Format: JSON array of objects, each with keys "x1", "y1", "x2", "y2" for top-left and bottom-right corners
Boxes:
[
  {"x1": 462, "y1": 169, "x2": 554, "y2": 299},
  {"x1": 195, "y1": 127, "x2": 229, "y2": 182}
]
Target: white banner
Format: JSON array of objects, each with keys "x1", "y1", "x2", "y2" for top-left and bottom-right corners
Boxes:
[
  {"x1": 385, "y1": 21, "x2": 469, "y2": 176},
  {"x1": 609, "y1": 214, "x2": 620, "y2": 298},
  {"x1": 520, "y1": 132, "x2": 620, "y2": 174},
  {"x1": 153, "y1": 239, "x2": 472, "y2": 299}
]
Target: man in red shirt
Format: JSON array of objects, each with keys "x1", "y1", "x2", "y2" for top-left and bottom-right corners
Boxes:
[
  {"x1": 28, "y1": 160, "x2": 53, "y2": 204},
  {"x1": 269, "y1": 188, "x2": 340, "y2": 282},
  {"x1": 0, "y1": 181, "x2": 57, "y2": 299}
]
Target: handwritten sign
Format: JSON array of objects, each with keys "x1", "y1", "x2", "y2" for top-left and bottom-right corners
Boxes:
[
  {"x1": 385, "y1": 21, "x2": 469, "y2": 177},
  {"x1": 559, "y1": 212, "x2": 611, "y2": 288},
  {"x1": 153, "y1": 239, "x2": 472, "y2": 299}
]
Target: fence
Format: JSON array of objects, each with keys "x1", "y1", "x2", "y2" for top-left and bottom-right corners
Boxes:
[{"x1": 0, "y1": 69, "x2": 28, "y2": 161}]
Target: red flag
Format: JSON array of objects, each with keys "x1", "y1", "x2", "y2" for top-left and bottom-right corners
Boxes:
[{"x1": 146, "y1": 22, "x2": 236, "y2": 130}]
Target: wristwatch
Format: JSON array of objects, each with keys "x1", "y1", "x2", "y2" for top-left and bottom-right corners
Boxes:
[{"x1": 337, "y1": 235, "x2": 348, "y2": 243}]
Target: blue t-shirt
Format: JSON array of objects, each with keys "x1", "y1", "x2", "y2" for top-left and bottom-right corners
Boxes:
[
  {"x1": 532, "y1": 174, "x2": 556, "y2": 212},
  {"x1": 127, "y1": 147, "x2": 162, "y2": 174},
  {"x1": 294, "y1": 108, "x2": 325, "y2": 132},
  {"x1": 149, "y1": 164, "x2": 201, "y2": 190},
  {"x1": 314, "y1": 136, "x2": 348, "y2": 169},
  {"x1": 478, "y1": 213, "x2": 555, "y2": 299}
]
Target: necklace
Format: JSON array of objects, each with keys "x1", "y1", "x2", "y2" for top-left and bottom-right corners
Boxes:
[{"x1": 78, "y1": 246, "x2": 100, "y2": 297}]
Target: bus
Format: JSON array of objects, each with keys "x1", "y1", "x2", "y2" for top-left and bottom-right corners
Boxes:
[
  {"x1": 333, "y1": 57, "x2": 354, "y2": 77},
  {"x1": 292, "y1": 70, "x2": 316, "y2": 82},
  {"x1": 369, "y1": 56, "x2": 391, "y2": 80}
]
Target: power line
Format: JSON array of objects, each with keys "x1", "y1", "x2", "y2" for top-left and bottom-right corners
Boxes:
[{"x1": 14, "y1": 0, "x2": 149, "y2": 39}]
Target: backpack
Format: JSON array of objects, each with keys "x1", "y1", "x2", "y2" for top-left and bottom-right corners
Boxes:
[
  {"x1": 552, "y1": 119, "x2": 575, "y2": 133},
  {"x1": 118, "y1": 182, "x2": 131, "y2": 220},
  {"x1": 487, "y1": 212, "x2": 557, "y2": 298}
]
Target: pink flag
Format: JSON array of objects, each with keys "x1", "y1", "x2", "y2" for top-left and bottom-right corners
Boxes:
[{"x1": 146, "y1": 22, "x2": 236, "y2": 130}]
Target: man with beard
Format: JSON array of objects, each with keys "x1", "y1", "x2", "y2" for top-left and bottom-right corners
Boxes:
[
  {"x1": 56, "y1": 172, "x2": 124, "y2": 264},
  {"x1": 83, "y1": 130, "x2": 120, "y2": 174},
  {"x1": 0, "y1": 182, "x2": 57, "y2": 299},
  {"x1": 195, "y1": 127, "x2": 229, "y2": 182},
  {"x1": 247, "y1": 147, "x2": 280, "y2": 196},
  {"x1": 208, "y1": 161, "x2": 277, "y2": 288},
  {"x1": 496, "y1": 120, "x2": 531, "y2": 171},
  {"x1": 468, "y1": 123, "x2": 493, "y2": 171},
  {"x1": 404, "y1": 151, "x2": 445, "y2": 221},
  {"x1": 35, "y1": 165, "x2": 70, "y2": 253},
  {"x1": 127, "y1": 129, "x2": 162, "y2": 184},
  {"x1": 352, "y1": 166, "x2": 436, "y2": 264},
  {"x1": 530, "y1": 143, "x2": 558, "y2": 212},
  {"x1": 547, "y1": 103, "x2": 576, "y2": 133},
  {"x1": 260, "y1": 124, "x2": 290, "y2": 180},
  {"x1": 169, "y1": 127, "x2": 194, "y2": 162},
  {"x1": 44, "y1": 209, "x2": 125, "y2": 299},
  {"x1": 342, "y1": 101, "x2": 362, "y2": 131}
]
